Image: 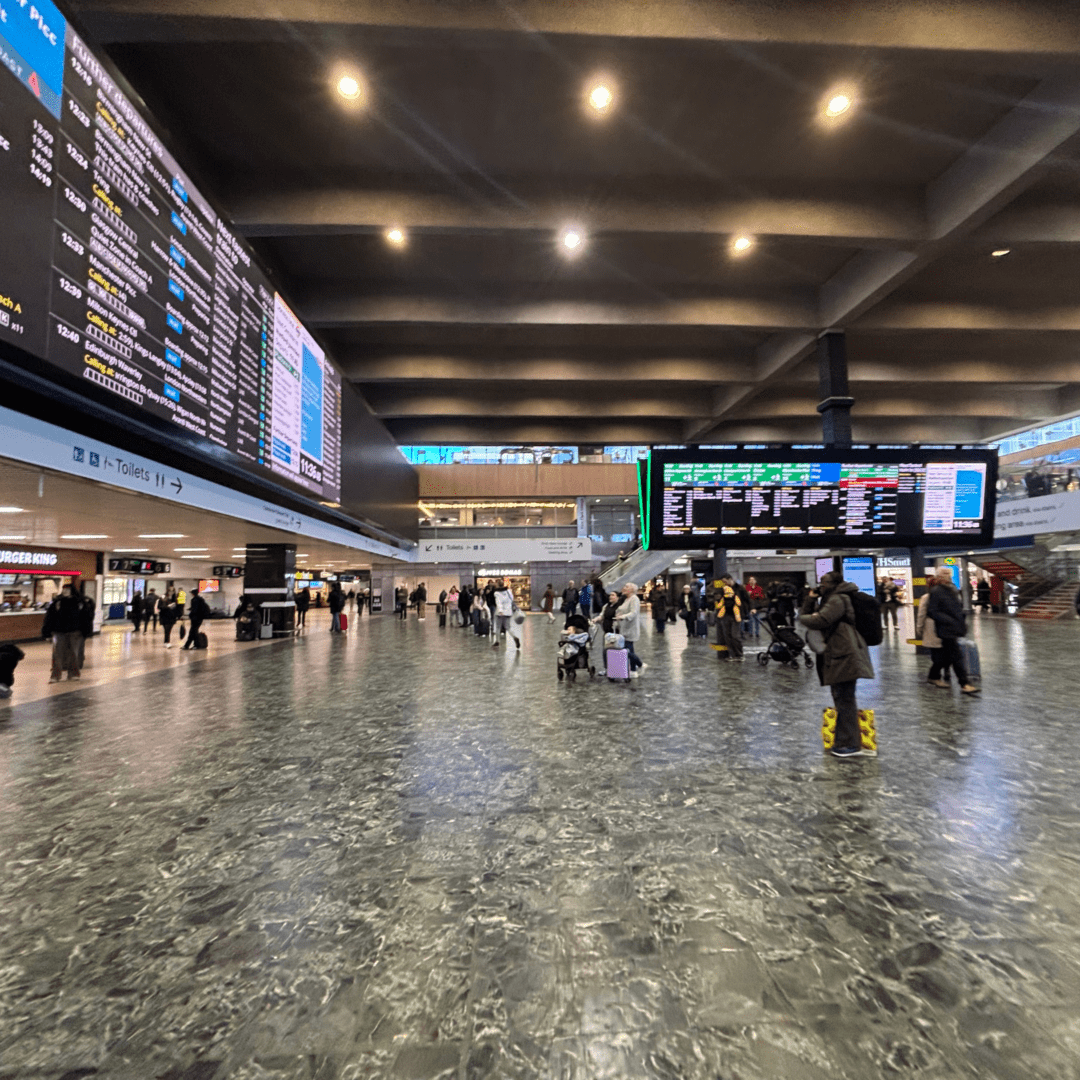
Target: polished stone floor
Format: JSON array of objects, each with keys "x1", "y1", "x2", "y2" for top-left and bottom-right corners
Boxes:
[{"x1": 1, "y1": 611, "x2": 1079, "y2": 1079}]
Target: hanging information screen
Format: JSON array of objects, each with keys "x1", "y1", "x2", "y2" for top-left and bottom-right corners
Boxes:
[
  {"x1": 641, "y1": 448, "x2": 997, "y2": 550},
  {"x1": 0, "y1": 0, "x2": 341, "y2": 503}
]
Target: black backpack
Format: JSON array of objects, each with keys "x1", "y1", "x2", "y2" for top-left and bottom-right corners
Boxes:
[{"x1": 849, "y1": 591, "x2": 883, "y2": 647}]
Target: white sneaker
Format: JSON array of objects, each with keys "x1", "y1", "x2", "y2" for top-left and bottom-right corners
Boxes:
[
  {"x1": 638, "y1": 662, "x2": 648, "y2": 672},
  {"x1": 164, "y1": 643, "x2": 172, "y2": 649},
  {"x1": 629, "y1": 671, "x2": 640, "y2": 679}
]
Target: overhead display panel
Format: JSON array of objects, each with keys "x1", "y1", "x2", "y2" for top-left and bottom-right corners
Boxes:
[
  {"x1": 0, "y1": 0, "x2": 342, "y2": 504},
  {"x1": 640, "y1": 448, "x2": 998, "y2": 550}
]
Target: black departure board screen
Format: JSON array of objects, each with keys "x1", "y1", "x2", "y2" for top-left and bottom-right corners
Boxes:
[
  {"x1": 0, "y1": 0, "x2": 342, "y2": 502},
  {"x1": 641, "y1": 448, "x2": 998, "y2": 550}
]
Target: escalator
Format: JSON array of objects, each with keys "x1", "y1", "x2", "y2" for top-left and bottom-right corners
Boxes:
[{"x1": 597, "y1": 546, "x2": 694, "y2": 594}]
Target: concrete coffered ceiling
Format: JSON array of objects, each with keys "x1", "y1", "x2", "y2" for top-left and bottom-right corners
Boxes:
[{"x1": 69, "y1": 0, "x2": 1080, "y2": 446}]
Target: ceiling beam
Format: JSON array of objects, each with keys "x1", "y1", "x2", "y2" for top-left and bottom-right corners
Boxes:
[
  {"x1": 737, "y1": 390, "x2": 1061, "y2": 420},
  {"x1": 385, "y1": 419, "x2": 686, "y2": 443},
  {"x1": 232, "y1": 188, "x2": 922, "y2": 247},
  {"x1": 303, "y1": 295, "x2": 816, "y2": 331},
  {"x1": 340, "y1": 355, "x2": 753, "y2": 383},
  {"x1": 75, "y1": 0, "x2": 1080, "y2": 57},
  {"x1": 857, "y1": 303, "x2": 1080, "y2": 332},
  {"x1": 685, "y1": 72, "x2": 1080, "y2": 442},
  {"x1": 366, "y1": 393, "x2": 715, "y2": 419}
]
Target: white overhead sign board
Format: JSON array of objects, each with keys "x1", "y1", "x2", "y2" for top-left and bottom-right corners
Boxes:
[
  {"x1": 0, "y1": 405, "x2": 411, "y2": 560},
  {"x1": 418, "y1": 537, "x2": 593, "y2": 563},
  {"x1": 994, "y1": 490, "x2": 1080, "y2": 540}
]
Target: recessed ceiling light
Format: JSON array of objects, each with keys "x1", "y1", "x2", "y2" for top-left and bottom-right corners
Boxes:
[
  {"x1": 731, "y1": 235, "x2": 755, "y2": 255},
  {"x1": 60, "y1": 534, "x2": 109, "y2": 539},
  {"x1": 589, "y1": 84, "x2": 613, "y2": 111},
  {"x1": 174, "y1": 547, "x2": 209, "y2": 552},
  {"x1": 114, "y1": 548, "x2": 150, "y2": 552},
  {"x1": 825, "y1": 94, "x2": 852, "y2": 118},
  {"x1": 561, "y1": 227, "x2": 585, "y2": 253},
  {"x1": 139, "y1": 534, "x2": 185, "y2": 538},
  {"x1": 0, "y1": 535, "x2": 27, "y2": 540},
  {"x1": 337, "y1": 74, "x2": 362, "y2": 100},
  {"x1": 385, "y1": 227, "x2": 406, "y2": 247},
  {"x1": 180, "y1": 555, "x2": 208, "y2": 559},
  {"x1": 0, "y1": 507, "x2": 25, "y2": 513},
  {"x1": 992, "y1": 248, "x2": 1011, "y2": 257}
]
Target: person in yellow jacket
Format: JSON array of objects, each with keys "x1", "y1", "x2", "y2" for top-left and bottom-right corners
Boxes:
[
  {"x1": 175, "y1": 587, "x2": 187, "y2": 621},
  {"x1": 715, "y1": 574, "x2": 743, "y2": 661}
]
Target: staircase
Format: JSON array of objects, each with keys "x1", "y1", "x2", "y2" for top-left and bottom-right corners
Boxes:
[
  {"x1": 598, "y1": 546, "x2": 692, "y2": 594},
  {"x1": 970, "y1": 549, "x2": 1080, "y2": 619},
  {"x1": 1016, "y1": 581, "x2": 1079, "y2": 620}
]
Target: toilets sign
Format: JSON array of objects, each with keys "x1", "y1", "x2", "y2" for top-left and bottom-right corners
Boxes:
[{"x1": 419, "y1": 537, "x2": 592, "y2": 563}]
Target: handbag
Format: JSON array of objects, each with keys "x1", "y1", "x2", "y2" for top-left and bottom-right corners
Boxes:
[
  {"x1": 804, "y1": 627, "x2": 826, "y2": 654},
  {"x1": 512, "y1": 605, "x2": 525, "y2": 625}
]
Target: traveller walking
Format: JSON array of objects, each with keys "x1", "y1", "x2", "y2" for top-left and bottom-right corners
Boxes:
[
  {"x1": 715, "y1": 574, "x2": 744, "y2": 661},
  {"x1": 491, "y1": 578, "x2": 522, "y2": 649},
  {"x1": 561, "y1": 580, "x2": 579, "y2": 616},
  {"x1": 877, "y1": 576, "x2": 901, "y2": 630},
  {"x1": 347, "y1": 589, "x2": 355, "y2": 612},
  {"x1": 926, "y1": 568, "x2": 980, "y2": 694},
  {"x1": 43, "y1": 584, "x2": 83, "y2": 682},
  {"x1": 296, "y1": 586, "x2": 311, "y2": 628},
  {"x1": 395, "y1": 584, "x2": 408, "y2": 620},
  {"x1": 915, "y1": 585, "x2": 946, "y2": 685},
  {"x1": 130, "y1": 591, "x2": 144, "y2": 633},
  {"x1": 542, "y1": 583, "x2": 555, "y2": 622},
  {"x1": 458, "y1": 585, "x2": 473, "y2": 628},
  {"x1": 678, "y1": 584, "x2": 699, "y2": 639},
  {"x1": 448, "y1": 586, "x2": 461, "y2": 625},
  {"x1": 175, "y1": 586, "x2": 186, "y2": 622},
  {"x1": 744, "y1": 576, "x2": 765, "y2": 638},
  {"x1": 416, "y1": 582, "x2": 428, "y2": 620},
  {"x1": 578, "y1": 581, "x2": 593, "y2": 620},
  {"x1": 182, "y1": 589, "x2": 210, "y2": 650},
  {"x1": 613, "y1": 583, "x2": 645, "y2": 677},
  {"x1": 976, "y1": 578, "x2": 991, "y2": 612},
  {"x1": 77, "y1": 588, "x2": 95, "y2": 669},
  {"x1": 799, "y1": 571, "x2": 875, "y2": 759},
  {"x1": 143, "y1": 588, "x2": 159, "y2": 633},
  {"x1": 160, "y1": 595, "x2": 178, "y2": 648},
  {"x1": 591, "y1": 577, "x2": 607, "y2": 617},
  {"x1": 328, "y1": 583, "x2": 346, "y2": 632},
  {"x1": 649, "y1": 585, "x2": 668, "y2": 634},
  {"x1": 484, "y1": 581, "x2": 497, "y2": 629}
]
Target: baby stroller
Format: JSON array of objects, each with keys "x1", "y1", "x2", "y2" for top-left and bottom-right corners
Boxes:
[
  {"x1": 757, "y1": 613, "x2": 814, "y2": 670},
  {"x1": 557, "y1": 617, "x2": 597, "y2": 681}
]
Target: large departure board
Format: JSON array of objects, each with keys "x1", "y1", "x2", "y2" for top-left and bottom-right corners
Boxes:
[
  {"x1": 641, "y1": 448, "x2": 997, "y2": 550},
  {"x1": 0, "y1": 0, "x2": 341, "y2": 502}
]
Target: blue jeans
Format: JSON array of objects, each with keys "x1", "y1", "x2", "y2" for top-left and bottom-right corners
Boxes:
[{"x1": 625, "y1": 638, "x2": 643, "y2": 671}]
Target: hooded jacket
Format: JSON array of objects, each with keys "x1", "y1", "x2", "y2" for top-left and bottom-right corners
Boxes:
[{"x1": 799, "y1": 581, "x2": 875, "y2": 686}]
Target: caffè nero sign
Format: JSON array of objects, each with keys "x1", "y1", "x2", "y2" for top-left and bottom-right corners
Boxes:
[{"x1": 0, "y1": 549, "x2": 59, "y2": 567}]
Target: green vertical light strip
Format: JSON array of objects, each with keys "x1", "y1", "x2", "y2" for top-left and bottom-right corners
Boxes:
[{"x1": 637, "y1": 455, "x2": 651, "y2": 550}]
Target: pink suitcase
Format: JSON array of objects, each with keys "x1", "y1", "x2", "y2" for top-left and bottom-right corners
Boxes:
[{"x1": 606, "y1": 648, "x2": 631, "y2": 682}]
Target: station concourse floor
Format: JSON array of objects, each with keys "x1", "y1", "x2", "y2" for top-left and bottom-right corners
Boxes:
[{"x1": 1, "y1": 610, "x2": 1079, "y2": 1079}]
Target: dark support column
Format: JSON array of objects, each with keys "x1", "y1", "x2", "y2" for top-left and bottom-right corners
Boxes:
[
  {"x1": 816, "y1": 330, "x2": 855, "y2": 449},
  {"x1": 245, "y1": 543, "x2": 296, "y2": 636},
  {"x1": 712, "y1": 548, "x2": 728, "y2": 580},
  {"x1": 910, "y1": 547, "x2": 928, "y2": 652}
]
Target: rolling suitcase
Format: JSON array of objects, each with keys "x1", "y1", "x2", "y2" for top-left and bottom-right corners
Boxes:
[
  {"x1": 477, "y1": 615, "x2": 490, "y2": 637},
  {"x1": 958, "y1": 637, "x2": 980, "y2": 679},
  {"x1": 194, "y1": 631, "x2": 209, "y2": 650},
  {"x1": 340, "y1": 613, "x2": 348, "y2": 631},
  {"x1": 606, "y1": 648, "x2": 631, "y2": 682}
]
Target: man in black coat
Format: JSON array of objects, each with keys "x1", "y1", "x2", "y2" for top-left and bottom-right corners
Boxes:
[
  {"x1": 42, "y1": 584, "x2": 83, "y2": 682},
  {"x1": 926, "y1": 568, "x2": 980, "y2": 694},
  {"x1": 182, "y1": 590, "x2": 211, "y2": 650}
]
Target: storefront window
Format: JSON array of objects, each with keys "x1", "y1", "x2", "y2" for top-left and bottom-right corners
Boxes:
[
  {"x1": 103, "y1": 577, "x2": 128, "y2": 606},
  {"x1": 419, "y1": 501, "x2": 577, "y2": 527}
]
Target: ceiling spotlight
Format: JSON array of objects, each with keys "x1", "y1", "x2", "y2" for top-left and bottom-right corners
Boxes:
[
  {"x1": 825, "y1": 94, "x2": 852, "y2": 117},
  {"x1": 385, "y1": 227, "x2": 406, "y2": 247},
  {"x1": 731, "y1": 235, "x2": 754, "y2": 255},
  {"x1": 589, "y1": 84, "x2": 613, "y2": 111},
  {"x1": 0, "y1": 507, "x2": 25, "y2": 513},
  {"x1": 61, "y1": 534, "x2": 109, "y2": 539},
  {"x1": 991, "y1": 248, "x2": 1011, "y2": 257},
  {"x1": 337, "y1": 74, "x2": 362, "y2": 100},
  {"x1": 561, "y1": 227, "x2": 585, "y2": 253}
]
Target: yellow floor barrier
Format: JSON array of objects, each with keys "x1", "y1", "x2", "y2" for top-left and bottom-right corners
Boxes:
[{"x1": 821, "y1": 707, "x2": 876, "y2": 753}]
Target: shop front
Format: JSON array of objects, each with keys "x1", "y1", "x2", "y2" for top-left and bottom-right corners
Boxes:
[
  {"x1": 0, "y1": 545, "x2": 101, "y2": 642},
  {"x1": 475, "y1": 566, "x2": 531, "y2": 610}
]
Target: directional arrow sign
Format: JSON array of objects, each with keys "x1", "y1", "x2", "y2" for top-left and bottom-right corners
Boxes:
[{"x1": 171, "y1": 478, "x2": 183, "y2": 493}]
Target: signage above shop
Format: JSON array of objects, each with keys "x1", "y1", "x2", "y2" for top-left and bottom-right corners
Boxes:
[
  {"x1": 108, "y1": 558, "x2": 172, "y2": 574},
  {"x1": 212, "y1": 566, "x2": 245, "y2": 578},
  {"x1": 0, "y1": 549, "x2": 58, "y2": 567}
]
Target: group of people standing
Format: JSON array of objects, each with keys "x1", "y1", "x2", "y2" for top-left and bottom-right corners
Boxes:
[
  {"x1": 129, "y1": 586, "x2": 209, "y2": 649},
  {"x1": 442, "y1": 580, "x2": 523, "y2": 648}
]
